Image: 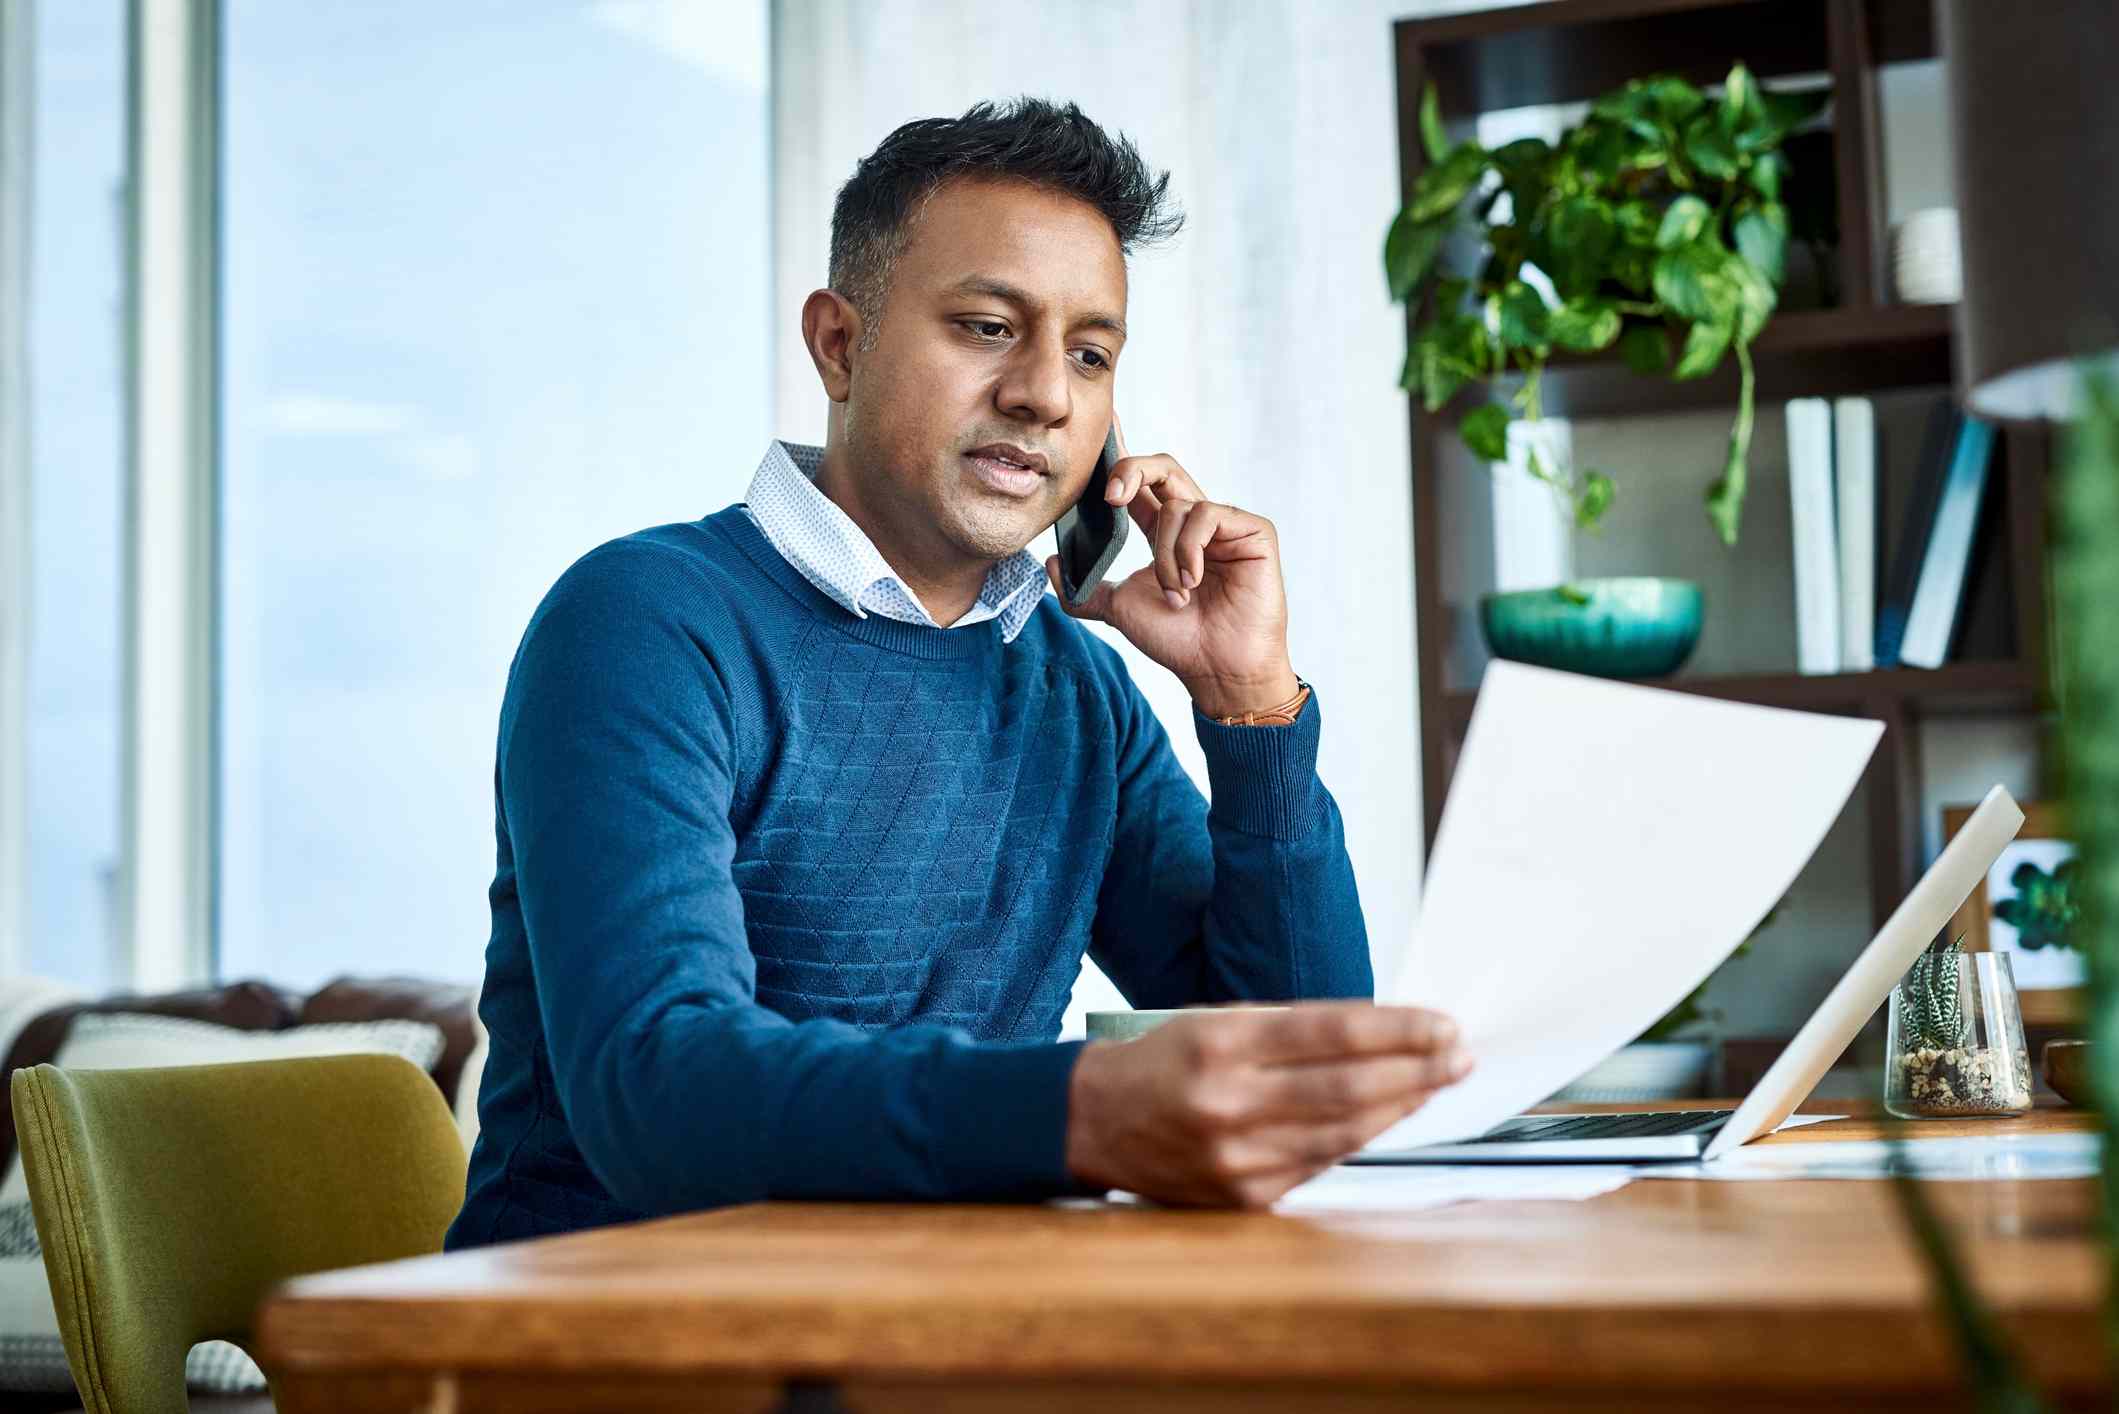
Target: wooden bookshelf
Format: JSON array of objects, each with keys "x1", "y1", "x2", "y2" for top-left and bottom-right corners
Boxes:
[{"x1": 1396, "y1": 0, "x2": 2057, "y2": 942}]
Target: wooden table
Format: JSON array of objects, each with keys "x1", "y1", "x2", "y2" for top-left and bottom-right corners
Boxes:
[{"x1": 256, "y1": 1104, "x2": 2110, "y2": 1413}]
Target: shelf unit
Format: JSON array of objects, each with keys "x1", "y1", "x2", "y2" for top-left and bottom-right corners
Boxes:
[{"x1": 1394, "y1": 0, "x2": 2056, "y2": 936}]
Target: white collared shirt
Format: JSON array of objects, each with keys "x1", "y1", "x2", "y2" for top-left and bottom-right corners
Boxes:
[{"x1": 739, "y1": 439, "x2": 1049, "y2": 644}]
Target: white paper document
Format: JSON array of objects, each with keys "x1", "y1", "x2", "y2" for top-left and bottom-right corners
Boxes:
[
  {"x1": 1369, "y1": 662, "x2": 1882, "y2": 1153},
  {"x1": 1640, "y1": 1131, "x2": 2101, "y2": 1182},
  {"x1": 1276, "y1": 1163, "x2": 1635, "y2": 1214}
]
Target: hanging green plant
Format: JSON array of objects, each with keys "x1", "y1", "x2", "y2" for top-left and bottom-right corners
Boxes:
[{"x1": 1383, "y1": 64, "x2": 1827, "y2": 546}]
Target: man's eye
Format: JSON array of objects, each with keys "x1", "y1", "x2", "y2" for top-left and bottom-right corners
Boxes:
[
  {"x1": 1077, "y1": 349, "x2": 1111, "y2": 371},
  {"x1": 964, "y1": 321, "x2": 1009, "y2": 339}
]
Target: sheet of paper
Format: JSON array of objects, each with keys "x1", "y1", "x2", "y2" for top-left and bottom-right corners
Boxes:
[
  {"x1": 1638, "y1": 1130, "x2": 2100, "y2": 1181},
  {"x1": 1370, "y1": 662, "x2": 1882, "y2": 1152},
  {"x1": 1275, "y1": 1163, "x2": 1634, "y2": 1214}
]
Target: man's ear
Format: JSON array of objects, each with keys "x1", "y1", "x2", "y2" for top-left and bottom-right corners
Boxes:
[{"x1": 801, "y1": 289, "x2": 863, "y2": 404}]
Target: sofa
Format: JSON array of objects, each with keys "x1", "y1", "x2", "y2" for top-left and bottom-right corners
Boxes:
[{"x1": 0, "y1": 974, "x2": 485, "y2": 1413}]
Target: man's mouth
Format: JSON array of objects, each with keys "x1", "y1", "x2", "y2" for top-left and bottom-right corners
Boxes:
[
  {"x1": 963, "y1": 443, "x2": 1049, "y2": 475},
  {"x1": 964, "y1": 445, "x2": 1049, "y2": 499}
]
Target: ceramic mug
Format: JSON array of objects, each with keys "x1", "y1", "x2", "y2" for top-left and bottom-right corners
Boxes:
[{"x1": 1085, "y1": 1005, "x2": 1288, "y2": 1043}]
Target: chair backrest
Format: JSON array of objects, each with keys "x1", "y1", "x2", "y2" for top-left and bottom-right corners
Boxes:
[{"x1": 11, "y1": 1052, "x2": 468, "y2": 1414}]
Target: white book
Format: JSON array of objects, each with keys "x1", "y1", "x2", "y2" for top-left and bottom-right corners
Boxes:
[
  {"x1": 1833, "y1": 398, "x2": 1876, "y2": 672},
  {"x1": 1785, "y1": 398, "x2": 1841, "y2": 675}
]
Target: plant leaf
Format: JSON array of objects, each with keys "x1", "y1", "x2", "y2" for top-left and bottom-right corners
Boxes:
[
  {"x1": 1761, "y1": 86, "x2": 1829, "y2": 139},
  {"x1": 1748, "y1": 151, "x2": 1786, "y2": 202},
  {"x1": 1673, "y1": 318, "x2": 1732, "y2": 380},
  {"x1": 1720, "y1": 63, "x2": 1762, "y2": 134},
  {"x1": 1619, "y1": 324, "x2": 1669, "y2": 374},
  {"x1": 1655, "y1": 195, "x2": 1714, "y2": 251},
  {"x1": 1547, "y1": 297, "x2": 1622, "y2": 352},
  {"x1": 1653, "y1": 240, "x2": 1737, "y2": 326},
  {"x1": 1610, "y1": 246, "x2": 1657, "y2": 296},
  {"x1": 1411, "y1": 311, "x2": 1489, "y2": 412},
  {"x1": 1575, "y1": 470, "x2": 1615, "y2": 529},
  {"x1": 1541, "y1": 196, "x2": 1617, "y2": 297},
  {"x1": 1572, "y1": 122, "x2": 1632, "y2": 187},
  {"x1": 1459, "y1": 404, "x2": 1511, "y2": 461},
  {"x1": 1726, "y1": 251, "x2": 1778, "y2": 343},
  {"x1": 1384, "y1": 211, "x2": 1447, "y2": 302},
  {"x1": 1647, "y1": 74, "x2": 1707, "y2": 125},
  {"x1": 1490, "y1": 137, "x2": 1554, "y2": 222},
  {"x1": 1497, "y1": 281, "x2": 1551, "y2": 351},
  {"x1": 1705, "y1": 453, "x2": 1745, "y2": 544},
  {"x1": 1734, "y1": 202, "x2": 1790, "y2": 286},
  {"x1": 1419, "y1": 81, "x2": 1449, "y2": 164},
  {"x1": 1682, "y1": 115, "x2": 1743, "y2": 181},
  {"x1": 1614, "y1": 199, "x2": 1661, "y2": 247},
  {"x1": 1409, "y1": 142, "x2": 1487, "y2": 224}
]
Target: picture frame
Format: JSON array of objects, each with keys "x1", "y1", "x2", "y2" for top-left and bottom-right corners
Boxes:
[{"x1": 1942, "y1": 800, "x2": 2083, "y2": 1026}]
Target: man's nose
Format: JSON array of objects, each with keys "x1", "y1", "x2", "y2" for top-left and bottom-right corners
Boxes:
[{"x1": 993, "y1": 335, "x2": 1072, "y2": 426}]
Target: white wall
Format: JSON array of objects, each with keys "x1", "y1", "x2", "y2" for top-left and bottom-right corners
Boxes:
[{"x1": 770, "y1": 2, "x2": 1487, "y2": 1008}]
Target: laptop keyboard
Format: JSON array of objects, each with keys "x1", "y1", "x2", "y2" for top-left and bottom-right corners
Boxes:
[{"x1": 1487, "y1": 1109, "x2": 1736, "y2": 1142}]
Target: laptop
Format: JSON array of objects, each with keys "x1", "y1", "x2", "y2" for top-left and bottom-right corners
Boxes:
[{"x1": 1352, "y1": 783, "x2": 2026, "y2": 1166}]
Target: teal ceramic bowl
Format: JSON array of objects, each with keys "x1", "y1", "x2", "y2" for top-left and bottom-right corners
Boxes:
[{"x1": 1479, "y1": 577, "x2": 1704, "y2": 679}]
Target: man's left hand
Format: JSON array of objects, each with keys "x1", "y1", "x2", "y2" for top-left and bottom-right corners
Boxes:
[{"x1": 1043, "y1": 415, "x2": 1299, "y2": 720}]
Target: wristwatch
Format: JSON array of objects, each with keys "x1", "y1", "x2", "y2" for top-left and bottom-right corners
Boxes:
[{"x1": 1214, "y1": 678, "x2": 1311, "y2": 727}]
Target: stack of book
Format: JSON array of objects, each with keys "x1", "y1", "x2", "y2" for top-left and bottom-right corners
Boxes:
[{"x1": 1786, "y1": 396, "x2": 2000, "y2": 674}]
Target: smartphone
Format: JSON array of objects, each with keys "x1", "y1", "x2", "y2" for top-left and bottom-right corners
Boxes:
[{"x1": 1054, "y1": 425, "x2": 1128, "y2": 606}]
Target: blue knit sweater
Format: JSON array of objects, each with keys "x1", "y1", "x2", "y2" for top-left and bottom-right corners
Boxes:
[{"x1": 444, "y1": 505, "x2": 1371, "y2": 1248}]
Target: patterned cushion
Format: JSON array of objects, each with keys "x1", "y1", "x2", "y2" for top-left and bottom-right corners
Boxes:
[{"x1": 0, "y1": 1013, "x2": 445, "y2": 1204}]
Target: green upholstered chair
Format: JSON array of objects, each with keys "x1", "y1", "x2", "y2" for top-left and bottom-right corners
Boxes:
[{"x1": 11, "y1": 1052, "x2": 468, "y2": 1414}]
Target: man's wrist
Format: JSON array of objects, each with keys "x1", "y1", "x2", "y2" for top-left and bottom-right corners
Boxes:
[
  {"x1": 1064, "y1": 1040, "x2": 1120, "y2": 1192},
  {"x1": 1186, "y1": 667, "x2": 1302, "y2": 722}
]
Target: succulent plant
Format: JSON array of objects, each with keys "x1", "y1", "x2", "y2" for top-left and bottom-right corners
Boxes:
[{"x1": 1898, "y1": 935, "x2": 1969, "y2": 1052}]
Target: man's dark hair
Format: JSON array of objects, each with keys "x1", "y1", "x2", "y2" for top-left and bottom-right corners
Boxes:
[{"x1": 829, "y1": 97, "x2": 1184, "y2": 351}]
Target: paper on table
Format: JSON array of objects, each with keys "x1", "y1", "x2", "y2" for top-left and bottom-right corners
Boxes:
[
  {"x1": 1371, "y1": 662, "x2": 1882, "y2": 1152},
  {"x1": 1638, "y1": 1130, "x2": 2100, "y2": 1181},
  {"x1": 1275, "y1": 1163, "x2": 1634, "y2": 1214}
]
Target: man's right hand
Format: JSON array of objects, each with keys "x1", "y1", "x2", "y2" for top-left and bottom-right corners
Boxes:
[{"x1": 1063, "y1": 1003, "x2": 1472, "y2": 1209}]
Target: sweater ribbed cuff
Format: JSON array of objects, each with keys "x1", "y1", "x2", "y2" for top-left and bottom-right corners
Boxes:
[
  {"x1": 925, "y1": 1039, "x2": 1089, "y2": 1199},
  {"x1": 1191, "y1": 683, "x2": 1325, "y2": 840}
]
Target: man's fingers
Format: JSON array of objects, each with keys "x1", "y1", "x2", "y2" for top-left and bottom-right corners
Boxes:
[
  {"x1": 1108, "y1": 458, "x2": 1163, "y2": 538},
  {"x1": 1207, "y1": 1091, "x2": 1443, "y2": 1185},
  {"x1": 1171, "y1": 501, "x2": 1231, "y2": 591},
  {"x1": 1153, "y1": 496, "x2": 1199, "y2": 599},
  {"x1": 1108, "y1": 452, "x2": 1212, "y2": 542},
  {"x1": 1242, "y1": 1002, "x2": 1463, "y2": 1065},
  {"x1": 1248, "y1": 1052, "x2": 1468, "y2": 1121},
  {"x1": 1043, "y1": 555, "x2": 1115, "y2": 622}
]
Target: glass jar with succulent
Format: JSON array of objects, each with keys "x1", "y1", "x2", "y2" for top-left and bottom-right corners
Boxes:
[
  {"x1": 1884, "y1": 935, "x2": 2033, "y2": 1119},
  {"x1": 1384, "y1": 64, "x2": 1827, "y2": 545}
]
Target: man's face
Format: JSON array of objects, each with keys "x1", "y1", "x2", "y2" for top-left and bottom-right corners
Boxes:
[{"x1": 835, "y1": 175, "x2": 1129, "y2": 566}]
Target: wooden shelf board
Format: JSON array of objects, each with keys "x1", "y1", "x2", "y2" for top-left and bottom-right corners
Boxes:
[
  {"x1": 1525, "y1": 303, "x2": 1958, "y2": 421},
  {"x1": 1398, "y1": 0, "x2": 1935, "y2": 119},
  {"x1": 1442, "y1": 660, "x2": 2042, "y2": 733}
]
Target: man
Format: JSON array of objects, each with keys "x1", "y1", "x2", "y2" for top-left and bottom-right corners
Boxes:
[{"x1": 446, "y1": 98, "x2": 1468, "y2": 1250}]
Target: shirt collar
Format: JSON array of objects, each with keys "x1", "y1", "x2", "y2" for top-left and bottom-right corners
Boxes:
[{"x1": 743, "y1": 440, "x2": 1048, "y2": 644}]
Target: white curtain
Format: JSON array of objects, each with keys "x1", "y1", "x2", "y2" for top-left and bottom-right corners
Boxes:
[{"x1": 770, "y1": 0, "x2": 1511, "y2": 1010}]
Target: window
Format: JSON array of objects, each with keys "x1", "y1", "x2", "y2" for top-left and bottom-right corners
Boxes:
[
  {"x1": 23, "y1": 1, "x2": 128, "y2": 990},
  {"x1": 217, "y1": 1, "x2": 771, "y2": 986}
]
